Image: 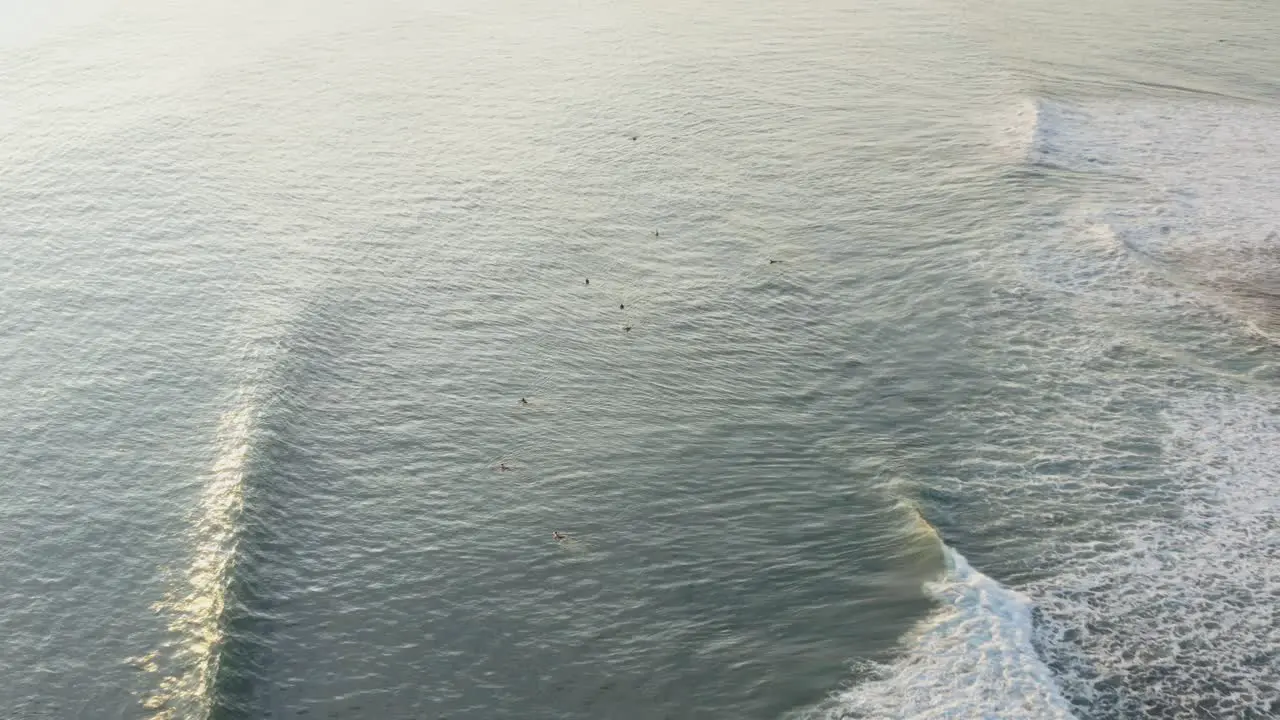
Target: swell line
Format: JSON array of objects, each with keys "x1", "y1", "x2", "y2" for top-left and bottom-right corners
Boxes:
[{"x1": 142, "y1": 387, "x2": 258, "y2": 719}]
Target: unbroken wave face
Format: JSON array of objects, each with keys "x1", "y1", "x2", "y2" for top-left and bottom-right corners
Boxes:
[
  {"x1": 142, "y1": 391, "x2": 255, "y2": 719},
  {"x1": 140, "y1": 309, "x2": 292, "y2": 719}
]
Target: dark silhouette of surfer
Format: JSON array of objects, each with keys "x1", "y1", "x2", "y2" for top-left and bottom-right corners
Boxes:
[
  {"x1": 553, "y1": 531, "x2": 568, "y2": 541},
  {"x1": 623, "y1": 325, "x2": 632, "y2": 332},
  {"x1": 519, "y1": 398, "x2": 528, "y2": 405},
  {"x1": 498, "y1": 463, "x2": 512, "y2": 471},
  {"x1": 585, "y1": 278, "x2": 590, "y2": 285},
  {"x1": 769, "y1": 259, "x2": 783, "y2": 264}
]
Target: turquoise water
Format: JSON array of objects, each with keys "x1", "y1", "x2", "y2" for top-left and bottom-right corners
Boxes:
[{"x1": 1, "y1": 1, "x2": 1277, "y2": 718}]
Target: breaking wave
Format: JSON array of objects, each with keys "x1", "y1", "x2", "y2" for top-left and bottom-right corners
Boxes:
[
  {"x1": 804, "y1": 540, "x2": 1078, "y2": 720},
  {"x1": 1024, "y1": 97, "x2": 1280, "y2": 340},
  {"x1": 813, "y1": 95, "x2": 1280, "y2": 720}
]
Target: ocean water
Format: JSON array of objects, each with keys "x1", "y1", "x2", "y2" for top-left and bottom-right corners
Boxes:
[{"x1": 1, "y1": 1, "x2": 1277, "y2": 718}]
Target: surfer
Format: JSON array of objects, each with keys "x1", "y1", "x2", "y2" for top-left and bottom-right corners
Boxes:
[
  {"x1": 519, "y1": 398, "x2": 528, "y2": 405},
  {"x1": 769, "y1": 259, "x2": 783, "y2": 264},
  {"x1": 553, "y1": 531, "x2": 568, "y2": 541},
  {"x1": 498, "y1": 463, "x2": 512, "y2": 471},
  {"x1": 620, "y1": 303, "x2": 625, "y2": 310},
  {"x1": 585, "y1": 278, "x2": 590, "y2": 285},
  {"x1": 623, "y1": 325, "x2": 632, "y2": 332}
]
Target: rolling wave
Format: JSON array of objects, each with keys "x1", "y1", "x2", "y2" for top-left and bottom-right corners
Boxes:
[
  {"x1": 810, "y1": 95, "x2": 1280, "y2": 720},
  {"x1": 143, "y1": 387, "x2": 259, "y2": 719},
  {"x1": 200, "y1": 297, "x2": 377, "y2": 719},
  {"x1": 807, "y1": 392, "x2": 1279, "y2": 719},
  {"x1": 140, "y1": 304, "x2": 306, "y2": 718},
  {"x1": 799, "y1": 506, "x2": 1076, "y2": 720}
]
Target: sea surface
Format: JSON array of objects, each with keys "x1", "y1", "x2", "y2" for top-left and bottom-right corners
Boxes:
[{"x1": 1, "y1": 0, "x2": 1278, "y2": 718}]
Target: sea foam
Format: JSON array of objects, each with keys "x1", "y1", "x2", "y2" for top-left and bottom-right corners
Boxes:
[{"x1": 803, "y1": 545, "x2": 1078, "y2": 720}]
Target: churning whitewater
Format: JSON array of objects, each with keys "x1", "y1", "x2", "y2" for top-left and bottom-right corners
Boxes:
[{"x1": 805, "y1": 96, "x2": 1280, "y2": 719}]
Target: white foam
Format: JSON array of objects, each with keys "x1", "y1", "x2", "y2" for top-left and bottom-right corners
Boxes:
[
  {"x1": 802, "y1": 546, "x2": 1078, "y2": 720},
  {"x1": 1030, "y1": 395, "x2": 1280, "y2": 718},
  {"x1": 990, "y1": 97, "x2": 1047, "y2": 165},
  {"x1": 816, "y1": 97, "x2": 1280, "y2": 719},
  {"x1": 812, "y1": 394, "x2": 1279, "y2": 720},
  {"x1": 1026, "y1": 98, "x2": 1280, "y2": 339},
  {"x1": 1009, "y1": 98, "x2": 1280, "y2": 714}
]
